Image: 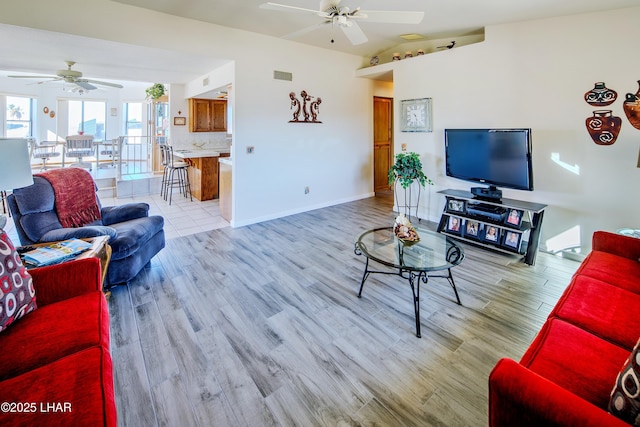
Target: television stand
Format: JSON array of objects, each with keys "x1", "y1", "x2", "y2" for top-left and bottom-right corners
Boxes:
[{"x1": 436, "y1": 189, "x2": 547, "y2": 265}]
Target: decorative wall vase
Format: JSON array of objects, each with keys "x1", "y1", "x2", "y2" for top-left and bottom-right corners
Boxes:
[
  {"x1": 623, "y1": 81, "x2": 640, "y2": 130},
  {"x1": 585, "y1": 110, "x2": 622, "y2": 145},
  {"x1": 584, "y1": 82, "x2": 617, "y2": 106}
]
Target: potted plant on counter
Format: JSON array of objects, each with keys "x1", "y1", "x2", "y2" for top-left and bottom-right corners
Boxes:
[{"x1": 388, "y1": 151, "x2": 433, "y2": 189}]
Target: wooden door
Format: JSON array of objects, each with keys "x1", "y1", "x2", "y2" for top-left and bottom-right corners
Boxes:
[{"x1": 373, "y1": 97, "x2": 393, "y2": 193}]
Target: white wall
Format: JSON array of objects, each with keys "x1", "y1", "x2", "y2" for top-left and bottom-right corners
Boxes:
[
  {"x1": 0, "y1": 0, "x2": 375, "y2": 227},
  {"x1": 389, "y1": 6, "x2": 640, "y2": 253}
]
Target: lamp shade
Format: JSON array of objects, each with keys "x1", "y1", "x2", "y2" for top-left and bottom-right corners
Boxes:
[{"x1": 0, "y1": 138, "x2": 34, "y2": 190}]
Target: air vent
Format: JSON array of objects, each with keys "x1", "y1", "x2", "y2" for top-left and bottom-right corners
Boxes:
[
  {"x1": 273, "y1": 70, "x2": 293, "y2": 81},
  {"x1": 203, "y1": 77, "x2": 209, "y2": 87}
]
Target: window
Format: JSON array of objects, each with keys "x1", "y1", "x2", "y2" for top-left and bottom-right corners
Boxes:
[
  {"x1": 68, "y1": 100, "x2": 106, "y2": 140},
  {"x1": 124, "y1": 102, "x2": 143, "y2": 137},
  {"x1": 5, "y1": 96, "x2": 34, "y2": 137}
]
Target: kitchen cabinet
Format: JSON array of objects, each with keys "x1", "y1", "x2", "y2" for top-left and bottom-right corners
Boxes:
[{"x1": 189, "y1": 98, "x2": 227, "y2": 132}]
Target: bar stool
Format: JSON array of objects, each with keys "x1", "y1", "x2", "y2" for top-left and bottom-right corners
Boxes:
[{"x1": 160, "y1": 144, "x2": 192, "y2": 205}]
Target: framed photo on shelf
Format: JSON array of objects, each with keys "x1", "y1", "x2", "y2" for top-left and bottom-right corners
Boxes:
[
  {"x1": 484, "y1": 225, "x2": 500, "y2": 243},
  {"x1": 464, "y1": 220, "x2": 481, "y2": 239},
  {"x1": 446, "y1": 199, "x2": 466, "y2": 214},
  {"x1": 503, "y1": 230, "x2": 522, "y2": 250},
  {"x1": 504, "y1": 208, "x2": 524, "y2": 228},
  {"x1": 400, "y1": 98, "x2": 433, "y2": 132},
  {"x1": 446, "y1": 216, "x2": 463, "y2": 234}
]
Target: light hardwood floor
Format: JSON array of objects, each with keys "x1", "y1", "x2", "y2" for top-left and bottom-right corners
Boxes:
[{"x1": 108, "y1": 194, "x2": 579, "y2": 426}]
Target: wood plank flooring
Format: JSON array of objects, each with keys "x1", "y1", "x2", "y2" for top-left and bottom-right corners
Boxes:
[{"x1": 108, "y1": 195, "x2": 580, "y2": 426}]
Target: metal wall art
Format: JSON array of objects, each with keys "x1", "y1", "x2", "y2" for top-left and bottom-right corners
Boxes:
[
  {"x1": 583, "y1": 82, "x2": 621, "y2": 145},
  {"x1": 289, "y1": 90, "x2": 322, "y2": 123}
]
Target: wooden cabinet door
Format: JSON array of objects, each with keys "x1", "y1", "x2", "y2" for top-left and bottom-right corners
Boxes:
[
  {"x1": 189, "y1": 99, "x2": 227, "y2": 132},
  {"x1": 190, "y1": 98, "x2": 211, "y2": 132},
  {"x1": 373, "y1": 97, "x2": 393, "y2": 192},
  {"x1": 211, "y1": 100, "x2": 227, "y2": 132}
]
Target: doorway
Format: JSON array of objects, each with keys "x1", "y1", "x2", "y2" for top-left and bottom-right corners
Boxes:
[{"x1": 373, "y1": 97, "x2": 393, "y2": 194}]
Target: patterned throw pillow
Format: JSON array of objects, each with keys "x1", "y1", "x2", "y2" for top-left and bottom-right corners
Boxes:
[
  {"x1": 0, "y1": 231, "x2": 36, "y2": 333},
  {"x1": 609, "y1": 338, "x2": 640, "y2": 425}
]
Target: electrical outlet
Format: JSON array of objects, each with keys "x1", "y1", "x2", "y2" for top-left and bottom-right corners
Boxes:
[
  {"x1": 246, "y1": 146, "x2": 254, "y2": 154},
  {"x1": 304, "y1": 186, "x2": 310, "y2": 194}
]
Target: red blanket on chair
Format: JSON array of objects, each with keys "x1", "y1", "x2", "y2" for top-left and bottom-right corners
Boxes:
[{"x1": 36, "y1": 168, "x2": 101, "y2": 228}]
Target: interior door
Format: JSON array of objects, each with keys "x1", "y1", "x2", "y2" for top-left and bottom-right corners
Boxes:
[{"x1": 373, "y1": 97, "x2": 393, "y2": 193}]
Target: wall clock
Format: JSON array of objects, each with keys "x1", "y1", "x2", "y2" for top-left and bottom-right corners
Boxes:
[{"x1": 400, "y1": 98, "x2": 432, "y2": 132}]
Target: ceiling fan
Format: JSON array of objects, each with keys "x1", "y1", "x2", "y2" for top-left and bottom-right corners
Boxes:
[
  {"x1": 8, "y1": 61, "x2": 123, "y2": 91},
  {"x1": 260, "y1": 0, "x2": 424, "y2": 46}
]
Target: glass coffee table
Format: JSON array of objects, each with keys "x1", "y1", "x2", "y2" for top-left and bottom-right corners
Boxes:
[{"x1": 354, "y1": 226, "x2": 464, "y2": 338}]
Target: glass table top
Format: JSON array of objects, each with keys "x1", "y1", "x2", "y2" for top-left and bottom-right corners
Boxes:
[{"x1": 355, "y1": 226, "x2": 464, "y2": 272}]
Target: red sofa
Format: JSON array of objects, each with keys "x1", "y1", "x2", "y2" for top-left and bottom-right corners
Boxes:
[
  {"x1": 489, "y1": 231, "x2": 640, "y2": 426},
  {"x1": 0, "y1": 257, "x2": 116, "y2": 426}
]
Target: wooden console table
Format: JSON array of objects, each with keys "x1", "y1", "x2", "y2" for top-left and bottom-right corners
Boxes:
[{"x1": 20, "y1": 236, "x2": 112, "y2": 289}]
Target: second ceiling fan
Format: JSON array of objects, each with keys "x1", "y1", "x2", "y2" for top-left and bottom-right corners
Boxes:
[{"x1": 260, "y1": 0, "x2": 424, "y2": 45}]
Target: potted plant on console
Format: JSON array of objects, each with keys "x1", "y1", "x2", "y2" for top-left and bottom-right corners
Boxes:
[
  {"x1": 145, "y1": 83, "x2": 167, "y2": 101},
  {"x1": 388, "y1": 152, "x2": 433, "y2": 220}
]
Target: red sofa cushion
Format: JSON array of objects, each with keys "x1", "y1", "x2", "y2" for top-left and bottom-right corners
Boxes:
[
  {"x1": 551, "y1": 274, "x2": 640, "y2": 351},
  {"x1": 520, "y1": 318, "x2": 629, "y2": 409},
  {"x1": 576, "y1": 250, "x2": 640, "y2": 294},
  {"x1": 0, "y1": 291, "x2": 109, "y2": 382},
  {"x1": 0, "y1": 346, "x2": 116, "y2": 427}
]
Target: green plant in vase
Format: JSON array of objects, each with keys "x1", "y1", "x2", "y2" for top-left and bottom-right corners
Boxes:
[
  {"x1": 145, "y1": 83, "x2": 166, "y2": 101},
  {"x1": 388, "y1": 151, "x2": 433, "y2": 189}
]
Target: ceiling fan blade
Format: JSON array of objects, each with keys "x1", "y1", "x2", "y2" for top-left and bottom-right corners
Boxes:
[
  {"x1": 84, "y1": 79, "x2": 123, "y2": 89},
  {"x1": 341, "y1": 21, "x2": 368, "y2": 45},
  {"x1": 75, "y1": 80, "x2": 98, "y2": 91},
  {"x1": 260, "y1": 2, "x2": 327, "y2": 17},
  {"x1": 8, "y1": 75, "x2": 58, "y2": 79},
  {"x1": 283, "y1": 21, "x2": 330, "y2": 40},
  {"x1": 357, "y1": 10, "x2": 424, "y2": 24}
]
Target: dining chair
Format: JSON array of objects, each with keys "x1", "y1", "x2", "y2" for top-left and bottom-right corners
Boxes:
[
  {"x1": 98, "y1": 138, "x2": 120, "y2": 168},
  {"x1": 31, "y1": 140, "x2": 61, "y2": 171},
  {"x1": 65, "y1": 135, "x2": 95, "y2": 170}
]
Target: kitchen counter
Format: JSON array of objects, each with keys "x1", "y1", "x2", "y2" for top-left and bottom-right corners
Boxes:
[
  {"x1": 172, "y1": 149, "x2": 230, "y2": 201},
  {"x1": 174, "y1": 148, "x2": 230, "y2": 159}
]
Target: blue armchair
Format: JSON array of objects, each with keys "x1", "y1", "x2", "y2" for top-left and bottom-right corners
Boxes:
[{"x1": 8, "y1": 174, "x2": 165, "y2": 288}]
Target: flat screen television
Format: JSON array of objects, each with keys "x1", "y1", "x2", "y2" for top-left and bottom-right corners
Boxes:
[{"x1": 445, "y1": 128, "x2": 534, "y2": 192}]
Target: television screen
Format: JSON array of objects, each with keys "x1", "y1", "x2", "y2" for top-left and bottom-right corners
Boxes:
[{"x1": 445, "y1": 128, "x2": 533, "y2": 191}]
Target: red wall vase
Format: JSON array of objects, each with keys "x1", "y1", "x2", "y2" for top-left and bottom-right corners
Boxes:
[
  {"x1": 623, "y1": 81, "x2": 640, "y2": 130},
  {"x1": 585, "y1": 110, "x2": 622, "y2": 145}
]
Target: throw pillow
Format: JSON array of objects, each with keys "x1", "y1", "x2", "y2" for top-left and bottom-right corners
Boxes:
[
  {"x1": 0, "y1": 231, "x2": 37, "y2": 333},
  {"x1": 609, "y1": 338, "x2": 640, "y2": 425}
]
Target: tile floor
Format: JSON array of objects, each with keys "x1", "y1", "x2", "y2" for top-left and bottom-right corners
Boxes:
[{"x1": 2, "y1": 189, "x2": 229, "y2": 245}]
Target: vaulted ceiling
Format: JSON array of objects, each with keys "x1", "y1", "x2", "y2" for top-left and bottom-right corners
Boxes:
[{"x1": 1, "y1": 0, "x2": 638, "y2": 85}]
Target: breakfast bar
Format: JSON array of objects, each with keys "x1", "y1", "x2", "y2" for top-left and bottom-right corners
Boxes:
[{"x1": 173, "y1": 149, "x2": 230, "y2": 201}]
